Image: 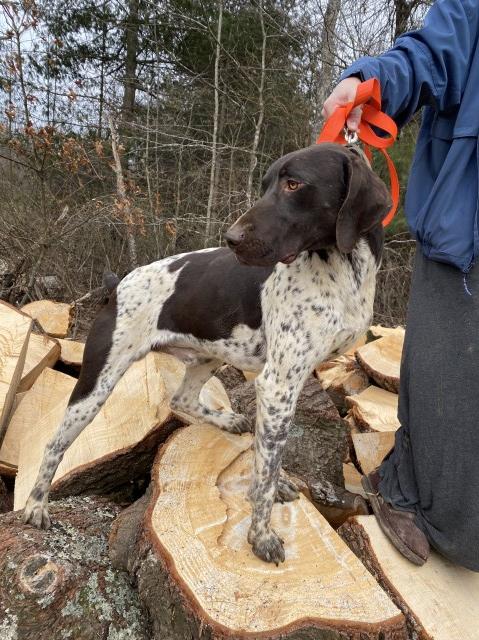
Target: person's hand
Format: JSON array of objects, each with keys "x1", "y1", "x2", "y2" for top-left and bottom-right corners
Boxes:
[{"x1": 322, "y1": 77, "x2": 362, "y2": 132}]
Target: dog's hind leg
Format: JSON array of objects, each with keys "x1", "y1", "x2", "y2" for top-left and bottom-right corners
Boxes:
[
  {"x1": 171, "y1": 358, "x2": 251, "y2": 433},
  {"x1": 23, "y1": 295, "x2": 143, "y2": 529}
]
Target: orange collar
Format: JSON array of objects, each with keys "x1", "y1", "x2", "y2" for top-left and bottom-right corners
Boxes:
[{"x1": 317, "y1": 78, "x2": 399, "y2": 227}]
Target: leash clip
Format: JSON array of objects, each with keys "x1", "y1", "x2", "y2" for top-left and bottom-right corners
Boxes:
[{"x1": 343, "y1": 127, "x2": 358, "y2": 145}]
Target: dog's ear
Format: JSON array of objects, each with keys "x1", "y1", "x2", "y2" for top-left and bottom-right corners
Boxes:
[{"x1": 335, "y1": 152, "x2": 392, "y2": 254}]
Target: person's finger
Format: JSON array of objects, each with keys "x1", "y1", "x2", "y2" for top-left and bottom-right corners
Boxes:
[{"x1": 346, "y1": 106, "x2": 363, "y2": 132}]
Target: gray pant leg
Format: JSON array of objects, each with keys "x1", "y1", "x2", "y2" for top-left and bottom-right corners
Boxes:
[{"x1": 379, "y1": 246, "x2": 479, "y2": 571}]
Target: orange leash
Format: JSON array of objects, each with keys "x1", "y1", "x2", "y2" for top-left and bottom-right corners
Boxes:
[{"x1": 317, "y1": 78, "x2": 399, "y2": 227}]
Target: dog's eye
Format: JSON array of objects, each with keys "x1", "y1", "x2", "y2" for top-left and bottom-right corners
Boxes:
[{"x1": 286, "y1": 179, "x2": 300, "y2": 191}]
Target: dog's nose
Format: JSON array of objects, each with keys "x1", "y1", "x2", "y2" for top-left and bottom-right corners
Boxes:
[{"x1": 224, "y1": 227, "x2": 245, "y2": 248}]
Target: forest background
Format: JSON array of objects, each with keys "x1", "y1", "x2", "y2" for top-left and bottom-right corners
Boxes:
[{"x1": 0, "y1": 0, "x2": 430, "y2": 332}]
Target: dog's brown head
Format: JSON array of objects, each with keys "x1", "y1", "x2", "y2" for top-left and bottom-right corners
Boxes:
[{"x1": 224, "y1": 143, "x2": 391, "y2": 266}]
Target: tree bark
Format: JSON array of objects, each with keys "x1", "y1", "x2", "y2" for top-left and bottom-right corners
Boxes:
[
  {"x1": 121, "y1": 0, "x2": 140, "y2": 122},
  {"x1": 0, "y1": 496, "x2": 150, "y2": 640}
]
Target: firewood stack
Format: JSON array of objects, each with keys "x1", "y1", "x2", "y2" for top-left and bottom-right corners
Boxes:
[{"x1": 0, "y1": 299, "x2": 477, "y2": 639}]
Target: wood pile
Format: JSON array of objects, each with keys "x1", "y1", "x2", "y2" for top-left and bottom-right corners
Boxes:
[{"x1": 0, "y1": 303, "x2": 474, "y2": 638}]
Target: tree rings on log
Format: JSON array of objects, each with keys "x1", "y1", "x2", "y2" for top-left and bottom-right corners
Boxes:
[
  {"x1": 340, "y1": 515, "x2": 479, "y2": 640},
  {"x1": 355, "y1": 333, "x2": 403, "y2": 393},
  {"x1": 346, "y1": 386, "x2": 399, "y2": 433},
  {"x1": 127, "y1": 423, "x2": 406, "y2": 639}
]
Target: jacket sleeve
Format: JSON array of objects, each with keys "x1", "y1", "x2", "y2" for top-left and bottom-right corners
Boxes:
[{"x1": 340, "y1": 0, "x2": 479, "y2": 128}]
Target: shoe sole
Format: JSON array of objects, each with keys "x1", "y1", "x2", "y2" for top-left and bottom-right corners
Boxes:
[{"x1": 361, "y1": 475, "x2": 426, "y2": 567}]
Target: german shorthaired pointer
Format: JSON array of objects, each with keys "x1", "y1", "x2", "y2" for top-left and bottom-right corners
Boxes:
[{"x1": 24, "y1": 143, "x2": 390, "y2": 565}]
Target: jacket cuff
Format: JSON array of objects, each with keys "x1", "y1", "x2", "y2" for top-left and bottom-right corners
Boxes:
[{"x1": 339, "y1": 58, "x2": 380, "y2": 84}]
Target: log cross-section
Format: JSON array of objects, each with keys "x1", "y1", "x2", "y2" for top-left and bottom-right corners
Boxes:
[{"x1": 131, "y1": 424, "x2": 406, "y2": 639}]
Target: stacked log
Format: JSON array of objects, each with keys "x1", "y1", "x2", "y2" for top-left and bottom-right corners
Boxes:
[{"x1": 2, "y1": 306, "x2": 469, "y2": 639}]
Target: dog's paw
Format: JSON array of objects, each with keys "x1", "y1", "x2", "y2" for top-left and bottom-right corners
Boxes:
[
  {"x1": 222, "y1": 412, "x2": 252, "y2": 435},
  {"x1": 276, "y1": 474, "x2": 299, "y2": 503},
  {"x1": 248, "y1": 527, "x2": 285, "y2": 565},
  {"x1": 23, "y1": 497, "x2": 51, "y2": 530}
]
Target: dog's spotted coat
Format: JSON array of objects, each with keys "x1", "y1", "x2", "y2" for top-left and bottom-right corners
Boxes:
[{"x1": 24, "y1": 143, "x2": 390, "y2": 564}]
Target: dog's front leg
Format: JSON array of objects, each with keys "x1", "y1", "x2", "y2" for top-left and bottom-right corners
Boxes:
[{"x1": 247, "y1": 363, "x2": 310, "y2": 564}]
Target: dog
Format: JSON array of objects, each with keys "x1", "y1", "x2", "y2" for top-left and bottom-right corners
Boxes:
[{"x1": 23, "y1": 142, "x2": 390, "y2": 564}]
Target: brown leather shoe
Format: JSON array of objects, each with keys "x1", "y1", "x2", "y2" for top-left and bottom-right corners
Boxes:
[{"x1": 362, "y1": 471, "x2": 430, "y2": 566}]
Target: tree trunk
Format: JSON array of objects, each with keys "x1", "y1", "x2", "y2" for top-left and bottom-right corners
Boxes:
[
  {"x1": 0, "y1": 496, "x2": 150, "y2": 639},
  {"x1": 312, "y1": 0, "x2": 341, "y2": 142},
  {"x1": 394, "y1": 0, "x2": 417, "y2": 40},
  {"x1": 121, "y1": 0, "x2": 140, "y2": 122},
  {"x1": 108, "y1": 113, "x2": 139, "y2": 270},
  {"x1": 109, "y1": 424, "x2": 407, "y2": 639},
  {"x1": 245, "y1": 0, "x2": 266, "y2": 208},
  {"x1": 204, "y1": 0, "x2": 223, "y2": 247}
]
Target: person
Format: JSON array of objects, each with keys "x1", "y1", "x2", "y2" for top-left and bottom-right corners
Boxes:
[{"x1": 322, "y1": 0, "x2": 479, "y2": 571}]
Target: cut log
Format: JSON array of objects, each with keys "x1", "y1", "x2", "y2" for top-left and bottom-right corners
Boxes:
[
  {"x1": 355, "y1": 333, "x2": 403, "y2": 393},
  {"x1": 369, "y1": 325, "x2": 405, "y2": 340},
  {"x1": 109, "y1": 423, "x2": 406, "y2": 639},
  {"x1": 345, "y1": 333, "x2": 367, "y2": 355},
  {"x1": 339, "y1": 515, "x2": 479, "y2": 640},
  {"x1": 317, "y1": 354, "x2": 369, "y2": 411},
  {"x1": 0, "y1": 302, "x2": 32, "y2": 446},
  {"x1": 0, "y1": 496, "x2": 150, "y2": 639},
  {"x1": 346, "y1": 386, "x2": 400, "y2": 433},
  {"x1": 57, "y1": 338, "x2": 85, "y2": 368},
  {"x1": 14, "y1": 353, "x2": 230, "y2": 510},
  {"x1": 0, "y1": 368, "x2": 75, "y2": 476},
  {"x1": 352, "y1": 431, "x2": 395, "y2": 475},
  {"x1": 21, "y1": 300, "x2": 72, "y2": 338},
  {"x1": 343, "y1": 462, "x2": 367, "y2": 499},
  {"x1": 227, "y1": 376, "x2": 367, "y2": 523},
  {"x1": 19, "y1": 331, "x2": 60, "y2": 392}
]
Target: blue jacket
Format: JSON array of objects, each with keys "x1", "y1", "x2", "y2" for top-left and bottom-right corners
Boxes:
[{"x1": 341, "y1": 0, "x2": 479, "y2": 272}]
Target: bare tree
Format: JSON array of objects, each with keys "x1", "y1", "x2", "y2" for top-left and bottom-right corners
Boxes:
[
  {"x1": 109, "y1": 114, "x2": 139, "y2": 270},
  {"x1": 204, "y1": 0, "x2": 223, "y2": 246},
  {"x1": 246, "y1": 0, "x2": 266, "y2": 208},
  {"x1": 312, "y1": 0, "x2": 341, "y2": 141}
]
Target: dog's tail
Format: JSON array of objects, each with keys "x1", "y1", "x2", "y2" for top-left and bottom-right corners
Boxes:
[{"x1": 103, "y1": 269, "x2": 120, "y2": 293}]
